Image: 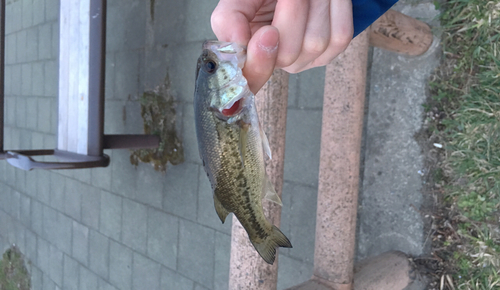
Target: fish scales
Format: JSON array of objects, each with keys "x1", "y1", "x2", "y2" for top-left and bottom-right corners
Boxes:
[{"x1": 194, "y1": 41, "x2": 292, "y2": 264}]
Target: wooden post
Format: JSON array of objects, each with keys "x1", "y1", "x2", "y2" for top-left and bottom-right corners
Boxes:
[
  {"x1": 370, "y1": 9, "x2": 433, "y2": 56},
  {"x1": 312, "y1": 30, "x2": 369, "y2": 290},
  {"x1": 228, "y1": 70, "x2": 289, "y2": 290}
]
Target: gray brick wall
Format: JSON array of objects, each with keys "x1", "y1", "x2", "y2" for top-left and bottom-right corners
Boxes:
[{"x1": 0, "y1": 0, "x2": 321, "y2": 289}]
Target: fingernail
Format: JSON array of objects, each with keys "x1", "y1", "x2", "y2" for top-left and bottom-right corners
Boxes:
[{"x1": 258, "y1": 26, "x2": 279, "y2": 54}]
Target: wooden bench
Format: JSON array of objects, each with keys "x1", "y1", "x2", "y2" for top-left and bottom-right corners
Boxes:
[{"x1": 0, "y1": 0, "x2": 159, "y2": 170}]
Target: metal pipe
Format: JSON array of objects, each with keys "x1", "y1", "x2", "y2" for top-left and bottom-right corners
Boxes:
[
  {"x1": 228, "y1": 69, "x2": 289, "y2": 290},
  {"x1": 102, "y1": 134, "x2": 160, "y2": 149},
  {"x1": 0, "y1": 0, "x2": 5, "y2": 153},
  {"x1": 87, "y1": 0, "x2": 106, "y2": 156},
  {"x1": 313, "y1": 31, "x2": 369, "y2": 289}
]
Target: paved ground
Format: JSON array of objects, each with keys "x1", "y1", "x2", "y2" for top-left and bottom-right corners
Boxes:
[{"x1": 0, "y1": 0, "x2": 439, "y2": 289}]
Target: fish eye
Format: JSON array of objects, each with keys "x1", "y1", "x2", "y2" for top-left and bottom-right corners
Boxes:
[{"x1": 204, "y1": 60, "x2": 217, "y2": 74}]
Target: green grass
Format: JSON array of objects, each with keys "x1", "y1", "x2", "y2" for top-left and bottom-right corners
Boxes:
[
  {"x1": 0, "y1": 247, "x2": 30, "y2": 290},
  {"x1": 429, "y1": 0, "x2": 500, "y2": 288}
]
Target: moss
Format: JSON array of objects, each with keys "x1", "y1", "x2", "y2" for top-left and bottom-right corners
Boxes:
[
  {"x1": 130, "y1": 75, "x2": 184, "y2": 172},
  {"x1": 0, "y1": 246, "x2": 30, "y2": 290}
]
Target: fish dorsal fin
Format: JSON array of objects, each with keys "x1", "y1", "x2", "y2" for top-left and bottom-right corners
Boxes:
[
  {"x1": 213, "y1": 194, "x2": 230, "y2": 223},
  {"x1": 238, "y1": 123, "x2": 250, "y2": 167},
  {"x1": 260, "y1": 126, "x2": 272, "y2": 160},
  {"x1": 264, "y1": 174, "x2": 282, "y2": 206}
]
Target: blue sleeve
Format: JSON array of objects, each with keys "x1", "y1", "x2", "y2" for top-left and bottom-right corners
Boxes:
[{"x1": 352, "y1": 0, "x2": 399, "y2": 37}]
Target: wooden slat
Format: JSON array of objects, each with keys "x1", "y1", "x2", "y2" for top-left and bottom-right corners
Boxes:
[{"x1": 58, "y1": 0, "x2": 90, "y2": 155}]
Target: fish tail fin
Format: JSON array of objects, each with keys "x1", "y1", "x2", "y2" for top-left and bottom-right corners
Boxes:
[{"x1": 251, "y1": 225, "x2": 292, "y2": 265}]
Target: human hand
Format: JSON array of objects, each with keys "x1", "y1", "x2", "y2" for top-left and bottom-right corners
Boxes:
[{"x1": 211, "y1": 0, "x2": 354, "y2": 93}]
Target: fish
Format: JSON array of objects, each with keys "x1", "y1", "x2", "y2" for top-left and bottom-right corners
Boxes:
[{"x1": 194, "y1": 41, "x2": 292, "y2": 265}]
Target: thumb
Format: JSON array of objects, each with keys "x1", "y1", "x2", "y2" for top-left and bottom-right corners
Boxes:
[{"x1": 243, "y1": 26, "x2": 279, "y2": 94}]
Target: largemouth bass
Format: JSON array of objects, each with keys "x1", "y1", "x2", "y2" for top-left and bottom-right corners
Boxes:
[{"x1": 194, "y1": 41, "x2": 292, "y2": 264}]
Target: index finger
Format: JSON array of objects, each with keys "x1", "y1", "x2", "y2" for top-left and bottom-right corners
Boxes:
[{"x1": 211, "y1": 0, "x2": 262, "y2": 45}]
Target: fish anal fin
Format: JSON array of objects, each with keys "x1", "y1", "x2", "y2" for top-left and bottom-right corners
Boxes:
[
  {"x1": 250, "y1": 225, "x2": 292, "y2": 264},
  {"x1": 264, "y1": 175, "x2": 282, "y2": 206},
  {"x1": 213, "y1": 194, "x2": 229, "y2": 223},
  {"x1": 260, "y1": 126, "x2": 272, "y2": 160}
]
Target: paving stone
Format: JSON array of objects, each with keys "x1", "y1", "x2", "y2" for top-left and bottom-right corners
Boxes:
[
  {"x1": 286, "y1": 182, "x2": 317, "y2": 263},
  {"x1": 214, "y1": 232, "x2": 230, "y2": 290},
  {"x1": 160, "y1": 267, "x2": 194, "y2": 290},
  {"x1": 5, "y1": 96, "x2": 15, "y2": 125},
  {"x1": 89, "y1": 229, "x2": 109, "y2": 280},
  {"x1": 14, "y1": 222, "x2": 25, "y2": 252},
  {"x1": 30, "y1": 132, "x2": 45, "y2": 152},
  {"x1": 114, "y1": 50, "x2": 140, "y2": 99},
  {"x1": 104, "y1": 99, "x2": 126, "y2": 135},
  {"x1": 10, "y1": 64, "x2": 22, "y2": 96},
  {"x1": 72, "y1": 221, "x2": 89, "y2": 266},
  {"x1": 49, "y1": 173, "x2": 65, "y2": 212},
  {"x1": 163, "y1": 162, "x2": 198, "y2": 220},
  {"x1": 4, "y1": 65, "x2": 12, "y2": 97},
  {"x1": 132, "y1": 252, "x2": 161, "y2": 290},
  {"x1": 37, "y1": 97, "x2": 52, "y2": 133},
  {"x1": 98, "y1": 278, "x2": 119, "y2": 290},
  {"x1": 37, "y1": 237, "x2": 51, "y2": 279},
  {"x1": 64, "y1": 178, "x2": 83, "y2": 221},
  {"x1": 184, "y1": 0, "x2": 217, "y2": 42},
  {"x1": 79, "y1": 266, "x2": 99, "y2": 290},
  {"x1": 26, "y1": 26, "x2": 38, "y2": 62},
  {"x1": 104, "y1": 52, "x2": 115, "y2": 98},
  {"x1": 42, "y1": 205, "x2": 72, "y2": 255},
  {"x1": 21, "y1": 63, "x2": 32, "y2": 96},
  {"x1": 9, "y1": 128, "x2": 21, "y2": 150},
  {"x1": 26, "y1": 96, "x2": 38, "y2": 129},
  {"x1": 15, "y1": 97, "x2": 26, "y2": 127},
  {"x1": 48, "y1": 243, "x2": 64, "y2": 286},
  {"x1": 197, "y1": 166, "x2": 232, "y2": 234},
  {"x1": 31, "y1": 265, "x2": 43, "y2": 290},
  {"x1": 0, "y1": 187, "x2": 11, "y2": 213},
  {"x1": 90, "y1": 160, "x2": 112, "y2": 191},
  {"x1": 166, "y1": 42, "x2": 201, "y2": 103},
  {"x1": 21, "y1": 0, "x2": 33, "y2": 29},
  {"x1": 42, "y1": 274, "x2": 56, "y2": 290},
  {"x1": 62, "y1": 254, "x2": 79, "y2": 290},
  {"x1": 50, "y1": 21, "x2": 58, "y2": 59},
  {"x1": 44, "y1": 60, "x2": 58, "y2": 97},
  {"x1": 16, "y1": 29, "x2": 27, "y2": 62},
  {"x1": 109, "y1": 240, "x2": 133, "y2": 290},
  {"x1": 178, "y1": 219, "x2": 215, "y2": 288},
  {"x1": 45, "y1": 0, "x2": 58, "y2": 21},
  {"x1": 24, "y1": 229, "x2": 37, "y2": 265},
  {"x1": 30, "y1": 199, "x2": 43, "y2": 236},
  {"x1": 19, "y1": 193, "x2": 31, "y2": 226},
  {"x1": 73, "y1": 168, "x2": 92, "y2": 184},
  {"x1": 283, "y1": 108, "x2": 322, "y2": 187},
  {"x1": 81, "y1": 187, "x2": 100, "y2": 230},
  {"x1": 32, "y1": 0, "x2": 45, "y2": 25},
  {"x1": 38, "y1": 23, "x2": 51, "y2": 60},
  {"x1": 121, "y1": 199, "x2": 147, "y2": 253},
  {"x1": 277, "y1": 255, "x2": 313, "y2": 290},
  {"x1": 146, "y1": 208, "x2": 178, "y2": 269},
  {"x1": 11, "y1": 189, "x2": 20, "y2": 220},
  {"x1": 31, "y1": 64, "x2": 44, "y2": 96},
  {"x1": 195, "y1": 284, "x2": 210, "y2": 290},
  {"x1": 99, "y1": 190, "x2": 122, "y2": 241},
  {"x1": 180, "y1": 103, "x2": 201, "y2": 164},
  {"x1": 110, "y1": 149, "x2": 137, "y2": 199},
  {"x1": 136, "y1": 164, "x2": 163, "y2": 208},
  {"x1": 151, "y1": 0, "x2": 185, "y2": 46},
  {"x1": 5, "y1": 33, "x2": 16, "y2": 65}
]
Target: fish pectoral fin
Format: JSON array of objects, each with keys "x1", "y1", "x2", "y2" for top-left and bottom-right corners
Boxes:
[
  {"x1": 260, "y1": 126, "x2": 272, "y2": 160},
  {"x1": 213, "y1": 194, "x2": 230, "y2": 223},
  {"x1": 238, "y1": 123, "x2": 250, "y2": 167},
  {"x1": 264, "y1": 175, "x2": 282, "y2": 206}
]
